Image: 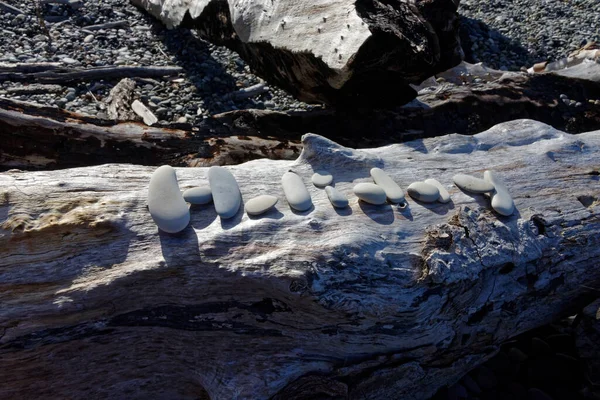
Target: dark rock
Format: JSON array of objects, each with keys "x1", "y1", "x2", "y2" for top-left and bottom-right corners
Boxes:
[
  {"x1": 527, "y1": 388, "x2": 554, "y2": 400},
  {"x1": 462, "y1": 375, "x2": 483, "y2": 395},
  {"x1": 131, "y1": 0, "x2": 463, "y2": 107},
  {"x1": 531, "y1": 337, "x2": 552, "y2": 355},
  {"x1": 475, "y1": 366, "x2": 498, "y2": 390}
]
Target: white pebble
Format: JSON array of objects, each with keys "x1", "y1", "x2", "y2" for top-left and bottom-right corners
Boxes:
[
  {"x1": 353, "y1": 183, "x2": 386, "y2": 205},
  {"x1": 370, "y1": 167, "x2": 405, "y2": 203},
  {"x1": 208, "y1": 166, "x2": 241, "y2": 219},
  {"x1": 484, "y1": 170, "x2": 515, "y2": 216},
  {"x1": 246, "y1": 195, "x2": 278, "y2": 216},
  {"x1": 147, "y1": 165, "x2": 190, "y2": 233},
  {"x1": 183, "y1": 187, "x2": 212, "y2": 205},
  {"x1": 407, "y1": 182, "x2": 440, "y2": 203},
  {"x1": 424, "y1": 178, "x2": 451, "y2": 203},
  {"x1": 311, "y1": 171, "x2": 333, "y2": 188},
  {"x1": 282, "y1": 171, "x2": 312, "y2": 211},
  {"x1": 325, "y1": 186, "x2": 349, "y2": 208},
  {"x1": 453, "y1": 173, "x2": 495, "y2": 193}
]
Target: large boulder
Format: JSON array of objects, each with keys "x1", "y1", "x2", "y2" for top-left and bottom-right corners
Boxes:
[{"x1": 131, "y1": 0, "x2": 463, "y2": 107}]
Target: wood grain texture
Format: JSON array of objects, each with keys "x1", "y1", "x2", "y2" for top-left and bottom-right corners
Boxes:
[{"x1": 1, "y1": 120, "x2": 599, "y2": 399}]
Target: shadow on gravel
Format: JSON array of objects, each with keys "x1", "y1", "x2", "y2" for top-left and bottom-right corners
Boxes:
[
  {"x1": 154, "y1": 25, "x2": 242, "y2": 115},
  {"x1": 459, "y1": 15, "x2": 536, "y2": 69}
]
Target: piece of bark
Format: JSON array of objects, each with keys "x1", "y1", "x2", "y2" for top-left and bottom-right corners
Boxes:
[
  {"x1": 131, "y1": 99, "x2": 158, "y2": 125},
  {"x1": 131, "y1": 0, "x2": 462, "y2": 107},
  {"x1": 1, "y1": 120, "x2": 599, "y2": 399},
  {"x1": 106, "y1": 78, "x2": 138, "y2": 121},
  {"x1": 0, "y1": 65, "x2": 183, "y2": 84},
  {"x1": 0, "y1": 62, "x2": 63, "y2": 73}
]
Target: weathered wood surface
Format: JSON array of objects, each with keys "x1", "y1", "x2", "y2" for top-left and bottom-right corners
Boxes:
[
  {"x1": 1, "y1": 120, "x2": 599, "y2": 399},
  {"x1": 2, "y1": 67, "x2": 599, "y2": 170},
  {"x1": 0, "y1": 97, "x2": 301, "y2": 170},
  {"x1": 131, "y1": 0, "x2": 462, "y2": 106}
]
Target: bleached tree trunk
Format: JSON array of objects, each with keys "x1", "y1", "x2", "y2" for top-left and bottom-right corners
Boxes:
[{"x1": 1, "y1": 119, "x2": 599, "y2": 399}]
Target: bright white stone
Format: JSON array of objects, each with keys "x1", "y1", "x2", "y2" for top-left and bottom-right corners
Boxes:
[
  {"x1": 424, "y1": 178, "x2": 451, "y2": 203},
  {"x1": 325, "y1": 186, "x2": 349, "y2": 208},
  {"x1": 370, "y1": 167, "x2": 405, "y2": 203},
  {"x1": 282, "y1": 171, "x2": 312, "y2": 211},
  {"x1": 312, "y1": 171, "x2": 333, "y2": 188},
  {"x1": 183, "y1": 187, "x2": 212, "y2": 205},
  {"x1": 246, "y1": 194, "x2": 278, "y2": 216},
  {"x1": 453, "y1": 173, "x2": 495, "y2": 193},
  {"x1": 147, "y1": 165, "x2": 190, "y2": 233},
  {"x1": 131, "y1": 100, "x2": 158, "y2": 126},
  {"x1": 484, "y1": 170, "x2": 515, "y2": 216},
  {"x1": 353, "y1": 183, "x2": 386, "y2": 205},
  {"x1": 407, "y1": 182, "x2": 440, "y2": 203},
  {"x1": 208, "y1": 166, "x2": 242, "y2": 219}
]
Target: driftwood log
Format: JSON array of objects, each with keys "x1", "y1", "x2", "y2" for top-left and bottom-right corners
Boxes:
[
  {"x1": 2, "y1": 66, "x2": 600, "y2": 170},
  {"x1": 131, "y1": 0, "x2": 462, "y2": 107},
  {"x1": 1, "y1": 119, "x2": 599, "y2": 399}
]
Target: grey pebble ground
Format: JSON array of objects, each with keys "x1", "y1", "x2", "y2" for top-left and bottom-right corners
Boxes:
[{"x1": 1, "y1": 0, "x2": 598, "y2": 124}]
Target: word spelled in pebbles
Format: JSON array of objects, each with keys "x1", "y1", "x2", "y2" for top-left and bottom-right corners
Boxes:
[
  {"x1": 148, "y1": 165, "x2": 190, "y2": 233},
  {"x1": 424, "y1": 178, "x2": 451, "y2": 203},
  {"x1": 208, "y1": 166, "x2": 242, "y2": 219},
  {"x1": 453, "y1": 173, "x2": 495, "y2": 193},
  {"x1": 312, "y1": 171, "x2": 333, "y2": 188},
  {"x1": 354, "y1": 183, "x2": 387, "y2": 205},
  {"x1": 370, "y1": 168, "x2": 405, "y2": 203},
  {"x1": 407, "y1": 182, "x2": 440, "y2": 203},
  {"x1": 183, "y1": 187, "x2": 212, "y2": 205},
  {"x1": 246, "y1": 195, "x2": 278, "y2": 216},
  {"x1": 484, "y1": 170, "x2": 515, "y2": 216},
  {"x1": 325, "y1": 186, "x2": 349, "y2": 208},
  {"x1": 282, "y1": 171, "x2": 312, "y2": 211}
]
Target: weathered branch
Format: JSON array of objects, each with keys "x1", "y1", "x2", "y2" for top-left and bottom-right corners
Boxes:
[
  {"x1": 0, "y1": 97, "x2": 301, "y2": 170},
  {"x1": 1, "y1": 120, "x2": 599, "y2": 399},
  {"x1": 0, "y1": 66, "x2": 183, "y2": 84}
]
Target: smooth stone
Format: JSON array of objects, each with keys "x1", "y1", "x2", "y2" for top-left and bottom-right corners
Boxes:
[
  {"x1": 424, "y1": 178, "x2": 451, "y2": 203},
  {"x1": 353, "y1": 183, "x2": 386, "y2": 205},
  {"x1": 325, "y1": 186, "x2": 349, "y2": 208},
  {"x1": 370, "y1": 167, "x2": 405, "y2": 203},
  {"x1": 183, "y1": 187, "x2": 212, "y2": 205},
  {"x1": 208, "y1": 166, "x2": 241, "y2": 219},
  {"x1": 311, "y1": 171, "x2": 333, "y2": 188},
  {"x1": 453, "y1": 173, "x2": 495, "y2": 193},
  {"x1": 281, "y1": 171, "x2": 312, "y2": 211},
  {"x1": 147, "y1": 165, "x2": 190, "y2": 233},
  {"x1": 407, "y1": 181, "x2": 440, "y2": 203},
  {"x1": 245, "y1": 195, "x2": 278, "y2": 216},
  {"x1": 484, "y1": 170, "x2": 515, "y2": 216}
]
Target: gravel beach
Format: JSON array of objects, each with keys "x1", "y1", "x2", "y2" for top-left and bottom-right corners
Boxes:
[{"x1": 1, "y1": 0, "x2": 598, "y2": 125}]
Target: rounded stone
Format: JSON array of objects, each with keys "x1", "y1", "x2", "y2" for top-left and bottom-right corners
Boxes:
[
  {"x1": 208, "y1": 166, "x2": 241, "y2": 219},
  {"x1": 246, "y1": 194, "x2": 278, "y2": 216},
  {"x1": 353, "y1": 183, "x2": 386, "y2": 205},
  {"x1": 311, "y1": 171, "x2": 333, "y2": 188},
  {"x1": 424, "y1": 178, "x2": 451, "y2": 203},
  {"x1": 370, "y1": 167, "x2": 405, "y2": 203},
  {"x1": 183, "y1": 187, "x2": 212, "y2": 205},
  {"x1": 147, "y1": 165, "x2": 190, "y2": 233},
  {"x1": 407, "y1": 182, "x2": 440, "y2": 203},
  {"x1": 453, "y1": 173, "x2": 495, "y2": 193},
  {"x1": 282, "y1": 171, "x2": 312, "y2": 211},
  {"x1": 325, "y1": 186, "x2": 349, "y2": 208},
  {"x1": 484, "y1": 170, "x2": 515, "y2": 216}
]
